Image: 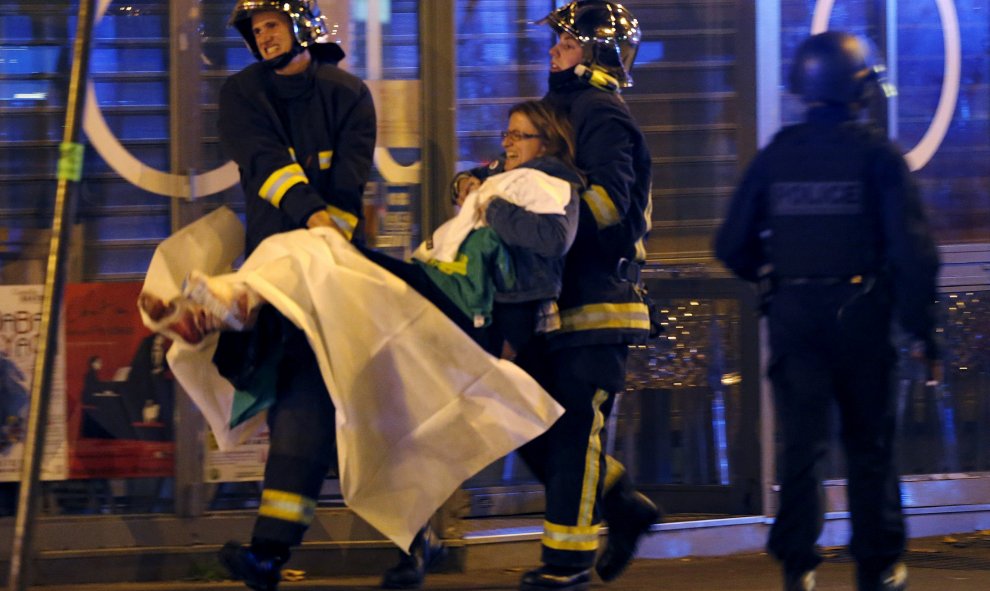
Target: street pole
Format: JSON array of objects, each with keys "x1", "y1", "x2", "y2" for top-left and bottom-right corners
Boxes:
[
  {"x1": 7, "y1": 0, "x2": 96, "y2": 588},
  {"x1": 418, "y1": 0, "x2": 457, "y2": 236},
  {"x1": 169, "y1": 0, "x2": 208, "y2": 520}
]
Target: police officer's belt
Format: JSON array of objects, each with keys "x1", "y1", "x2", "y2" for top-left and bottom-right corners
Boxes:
[{"x1": 777, "y1": 274, "x2": 867, "y2": 286}]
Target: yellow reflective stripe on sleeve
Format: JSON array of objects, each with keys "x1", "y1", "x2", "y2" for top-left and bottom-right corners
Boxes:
[
  {"x1": 582, "y1": 184, "x2": 621, "y2": 229},
  {"x1": 288, "y1": 147, "x2": 297, "y2": 161},
  {"x1": 259, "y1": 163, "x2": 308, "y2": 207},
  {"x1": 578, "y1": 388, "x2": 609, "y2": 526},
  {"x1": 542, "y1": 521, "x2": 600, "y2": 552},
  {"x1": 643, "y1": 183, "x2": 653, "y2": 233},
  {"x1": 258, "y1": 489, "x2": 316, "y2": 525},
  {"x1": 318, "y1": 150, "x2": 334, "y2": 170},
  {"x1": 559, "y1": 302, "x2": 651, "y2": 333},
  {"x1": 603, "y1": 454, "x2": 626, "y2": 493},
  {"x1": 634, "y1": 238, "x2": 648, "y2": 262},
  {"x1": 325, "y1": 204, "x2": 357, "y2": 241}
]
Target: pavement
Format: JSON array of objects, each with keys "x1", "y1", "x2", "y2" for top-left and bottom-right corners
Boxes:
[{"x1": 25, "y1": 532, "x2": 990, "y2": 590}]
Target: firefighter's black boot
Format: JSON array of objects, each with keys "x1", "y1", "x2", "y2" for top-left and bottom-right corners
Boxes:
[
  {"x1": 218, "y1": 540, "x2": 287, "y2": 591},
  {"x1": 381, "y1": 524, "x2": 446, "y2": 589},
  {"x1": 519, "y1": 565, "x2": 591, "y2": 591},
  {"x1": 595, "y1": 490, "x2": 658, "y2": 581}
]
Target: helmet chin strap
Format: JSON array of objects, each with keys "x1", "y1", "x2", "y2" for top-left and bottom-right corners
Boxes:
[
  {"x1": 574, "y1": 63, "x2": 619, "y2": 93},
  {"x1": 262, "y1": 42, "x2": 304, "y2": 71}
]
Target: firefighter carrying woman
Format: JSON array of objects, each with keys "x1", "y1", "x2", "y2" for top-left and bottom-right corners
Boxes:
[{"x1": 138, "y1": 3, "x2": 659, "y2": 591}]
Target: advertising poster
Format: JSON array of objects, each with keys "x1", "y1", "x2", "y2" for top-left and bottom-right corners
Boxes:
[
  {"x1": 0, "y1": 285, "x2": 67, "y2": 481},
  {"x1": 65, "y1": 282, "x2": 175, "y2": 478},
  {"x1": 204, "y1": 429, "x2": 268, "y2": 483}
]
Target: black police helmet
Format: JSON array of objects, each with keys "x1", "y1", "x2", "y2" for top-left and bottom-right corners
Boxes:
[{"x1": 788, "y1": 31, "x2": 882, "y2": 106}]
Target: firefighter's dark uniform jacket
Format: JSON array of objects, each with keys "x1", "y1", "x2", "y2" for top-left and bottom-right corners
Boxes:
[
  {"x1": 715, "y1": 104, "x2": 940, "y2": 356},
  {"x1": 218, "y1": 57, "x2": 376, "y2": 254},
  {"x1": 543, "y1": 68, "x2": 652, "y2": 348}
]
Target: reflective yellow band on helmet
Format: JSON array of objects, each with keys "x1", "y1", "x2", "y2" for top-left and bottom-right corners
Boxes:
[
  {"x1": 582, "y1": 184, "x2": 620, "y2": 229},
  {"x1": 542, "y1": 521, "x2": 600, "y2": 552},
  {"x1": 325, "y1": 204, "x2": 357, "y2": 241},
  {"x1": 559, "y1": 302, "x2": 651, "y2": 333},
  {"x1": 258, "y1": 489, "x2": 316, "y2": 525},
  {"x1": 260, "y1": 163, "x2": 308, "y2": 207},
  {"x1": 578, "y1": 388, "x2": 609, "y2": 526},
  {"x1": 318, "y1": 150, "x2": 334, "y2": 170},
  {"x1": 603, "y1": 454, "x2": 626, "y2": 493}
]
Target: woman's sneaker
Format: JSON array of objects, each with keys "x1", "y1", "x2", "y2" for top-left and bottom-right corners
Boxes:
[
  {"x1": 784, "y1": 569, "x2": 816, "y2": 591},
  {"x1": 858, "y1": 562, "x2": 908, "y2": 591},
  {"x1": 880, "y1": 562, "x2": 908, "y2": 590}
]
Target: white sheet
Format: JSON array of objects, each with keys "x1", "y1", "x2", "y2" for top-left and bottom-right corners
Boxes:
[{"x1": 141, "y1": 208, "x2": 563, "y2": 552}]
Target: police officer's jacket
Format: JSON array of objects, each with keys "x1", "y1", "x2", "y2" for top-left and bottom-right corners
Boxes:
[
  {"x1": 542, "y1": 68, "x2": 654, "y2": 348},
  {"x1": 715, "y1": 104, "x2": 940, "y2": 355},
  {"x1": 218, "y1": 57, "x2": 376, "y2": 254}
]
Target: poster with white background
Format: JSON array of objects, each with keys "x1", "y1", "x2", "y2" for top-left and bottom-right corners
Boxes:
[
  {"x1": 0, "y1": 285, "x2": 67, "y2": 481},
  {"x1": 204, "y1": 429, "x2": 268, "y2": 482}
]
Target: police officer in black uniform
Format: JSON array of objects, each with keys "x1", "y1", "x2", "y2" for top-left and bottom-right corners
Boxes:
[
  {"x1": 214, "y1": 2, "x2": 376, "y2": 590},
  {"x1": 715, "y1": 31, "x2": 940, "y2": 591}
]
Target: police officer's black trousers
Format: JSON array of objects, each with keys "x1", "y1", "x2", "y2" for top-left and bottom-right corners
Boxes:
[
  {"x1": 215, "y1": 311, "x2": 337, "y2": 554},
  {"x1": 515, "y1": 342, "x2": 629, "y2": 569},
  {"x1": 765, "y1": 283, "x2": 905, "y2": 576}
]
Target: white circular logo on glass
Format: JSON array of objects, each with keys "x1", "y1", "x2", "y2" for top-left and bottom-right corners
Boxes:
[{"x1": 811, "y1": 0, "x2": 960, "y2": 171}]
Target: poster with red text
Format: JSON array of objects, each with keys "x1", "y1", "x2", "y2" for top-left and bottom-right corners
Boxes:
[
  {"x1": 65, "y1": 282, "x2": 175, "y2": 478},
  {"x1": 0, "y1": 285, "x2": 67, "y2": 481}
]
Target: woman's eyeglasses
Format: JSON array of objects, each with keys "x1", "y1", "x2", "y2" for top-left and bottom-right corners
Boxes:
[{"x1": 501, "y1": 130, "x2": 543, "y2": 142}]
